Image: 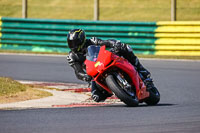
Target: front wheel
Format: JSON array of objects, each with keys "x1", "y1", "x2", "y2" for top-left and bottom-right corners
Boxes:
[{"x1": 105, "y1": 74, "x2": 139, "y2": 107}]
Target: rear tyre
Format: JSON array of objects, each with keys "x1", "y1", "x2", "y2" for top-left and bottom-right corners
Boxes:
[
  {"x1": 105, "y1": 75, "x2": 138, "y2": 107},
  {"x1": 145, "y1": 86, "x2": 160, "y2": 105}
]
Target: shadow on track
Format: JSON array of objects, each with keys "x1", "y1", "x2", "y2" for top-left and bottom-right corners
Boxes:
[{"x1": 102, "y1": 103, "x2": 175, "y2": 108}]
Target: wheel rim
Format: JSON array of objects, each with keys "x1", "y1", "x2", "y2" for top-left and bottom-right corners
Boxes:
[{"x1": 115, "y1": 76, "x2": 138, "y2": 100}]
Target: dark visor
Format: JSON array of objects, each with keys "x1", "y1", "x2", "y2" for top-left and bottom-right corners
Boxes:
[{"x1": 68, "y1": 39, "x2": 81, "y2": 52}]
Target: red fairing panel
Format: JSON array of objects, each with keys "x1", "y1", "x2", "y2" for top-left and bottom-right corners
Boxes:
[
  {"x1": 85, "y1": 60, "x2": 98, "y2": 77},
  {"x1": 114, "y1": 58, "x2": 140, "y2": 90},
  {"x1": 96, "y1": 46, "x2": 112, "y2": 68}
]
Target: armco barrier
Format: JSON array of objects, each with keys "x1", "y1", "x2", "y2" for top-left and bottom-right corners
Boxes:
[{"x1": 0, "y1": 17, "x2": 200, "y2": 56}]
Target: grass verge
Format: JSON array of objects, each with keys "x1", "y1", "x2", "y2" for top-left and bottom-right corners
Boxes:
[
  {"x1": 0, "y1": 77, "x2": 52, "y2": 104},
  {"x1": 0, "y1": 0, "x2": 199, "y2": 21}
]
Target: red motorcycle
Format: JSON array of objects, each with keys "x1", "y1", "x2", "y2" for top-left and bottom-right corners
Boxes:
[{"x1": 84, "y1": 45, "x2": 160, "y2": 106}]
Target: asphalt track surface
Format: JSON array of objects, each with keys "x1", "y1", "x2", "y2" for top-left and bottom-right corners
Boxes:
[{"x1": 0, "y1": 54, "x2": 200, "y2": 133}]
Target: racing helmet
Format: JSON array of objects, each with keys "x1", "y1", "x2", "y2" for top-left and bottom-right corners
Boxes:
[{"x1": 67, "y1": 29, "x2": 86, "y2": 52}]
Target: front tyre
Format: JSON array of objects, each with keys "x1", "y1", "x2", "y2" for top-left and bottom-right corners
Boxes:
[{"x1": 105, "y1": 75, "x2": 139, "y2": 107}]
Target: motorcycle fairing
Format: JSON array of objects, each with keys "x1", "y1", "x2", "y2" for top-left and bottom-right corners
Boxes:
[
  {"x1": 85, "y1": 45, "x2": 149, "y2": 100},
  {"x1": 114, "y1": 57, "x2": 149, "y2": 100}
]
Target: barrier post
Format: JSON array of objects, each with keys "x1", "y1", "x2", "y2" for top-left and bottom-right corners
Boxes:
[
  {"x1": 22, "y1": 0, "x2": 28, "y2": 18},
  {"x1": 94, "y1": 0, "x2": 99, "y2": 21},
  {"x1": 171, "y1": 0, "x2": 176, "y2": 21}
]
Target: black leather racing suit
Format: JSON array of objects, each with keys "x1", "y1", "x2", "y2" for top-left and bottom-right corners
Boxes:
[{"x1": 67, "y1": 37, "x2": 151, "y2": 101}]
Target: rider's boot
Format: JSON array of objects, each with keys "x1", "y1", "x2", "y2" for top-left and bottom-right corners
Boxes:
[
  {"x1": 91, "y1": 81, "x2": 112, "y2": 102},
  {"x1": 124, "y1": 51, "x2": 155, "y2": 90},
  {"x1": 135, "y1": 60, "x2": 155, "y2": 90}
]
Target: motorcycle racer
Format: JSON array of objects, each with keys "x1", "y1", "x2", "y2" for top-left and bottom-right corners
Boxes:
[{"x1": 66, "y1": 29, "x2": 154, "y2": 102}]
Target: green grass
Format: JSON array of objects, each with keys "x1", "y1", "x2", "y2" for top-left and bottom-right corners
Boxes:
[
  {"x1": 0, "y1": 77, "x2": 53, "y2": 104},
  {"x1": 0, "y1": 0, "x2": 199, "y2": 21},
  {"x1": 0, "y1": 77, "x2": 26, "y2": 96}
]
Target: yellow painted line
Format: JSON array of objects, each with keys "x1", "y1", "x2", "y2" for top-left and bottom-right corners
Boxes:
[
  {"x1": 155, "y1": 51, "x2": 200, "y2": 56},
  {"x1": 155, "y1": 33, "x2": 200, "y2": 38},
  {"x1": 0, "y1": 33, "x2": 2, "y2": 37},
  {"x1": 155, "y1": 45, "x2": 200, "y2": 50},
  {"x1": 155, "y1": 38, "x2": 200, "y2": 45},
  {"x1": 155, "y1": 26, "x2": 200, "y2": 33},
  {"x1": 157, "y1": 21, "x2": 200, "y2": 26}
]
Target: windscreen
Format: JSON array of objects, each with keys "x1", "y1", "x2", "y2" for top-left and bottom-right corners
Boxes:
[{"x1": 86, "y1": 45, "x2": 100, "y2": 62}]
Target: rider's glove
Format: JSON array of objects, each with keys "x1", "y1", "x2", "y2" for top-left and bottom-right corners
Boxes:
[
  {"x1": 113, "y1": 41, "x2": 122, "y2": 53},
  {"x1": 113, "y1": 41, "x2": 127, "y2": 54}
]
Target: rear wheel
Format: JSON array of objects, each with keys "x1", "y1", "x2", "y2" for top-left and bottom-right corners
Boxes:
[
  {"x1": 145, "y1": 86, "x2": 160, "y2": 105},
  {"x1": 105, "y1": 74, "x2": 139, "y2": 107}
]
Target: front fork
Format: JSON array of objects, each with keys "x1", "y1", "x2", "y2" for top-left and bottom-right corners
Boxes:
[
  {"x1": 113, "y1": 72, "x2": 135, "y2": 97},
  {"x1": 113, "y1": 72, "x2": 150, "y2": 101}
]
